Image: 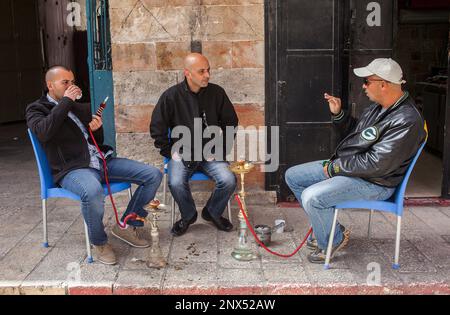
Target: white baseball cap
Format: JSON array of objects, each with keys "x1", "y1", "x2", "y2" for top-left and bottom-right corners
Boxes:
[{"x1": 353, "y1": 58, "x2": 406, "y2": 85}]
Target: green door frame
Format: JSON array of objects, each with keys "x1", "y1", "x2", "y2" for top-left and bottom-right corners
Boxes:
[{"x1": 86, "y1": 0, "x2": 116, "y2": 149}]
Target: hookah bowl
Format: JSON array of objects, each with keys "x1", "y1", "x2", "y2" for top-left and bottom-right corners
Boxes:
[{"x1": 229, "y1": 161, "x2": 258, "y2": 261}]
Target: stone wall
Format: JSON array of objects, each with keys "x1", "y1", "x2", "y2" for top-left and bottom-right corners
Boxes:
[{"x1": 109, "y1": 0, "x2": 266, "y2": 189}]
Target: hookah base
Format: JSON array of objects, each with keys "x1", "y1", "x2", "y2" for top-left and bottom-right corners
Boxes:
[
  {"x1": 146, "y1": 257, "x2": 167, "y2": 269},
  {"x1": 231, "y1": 248, "x2": 259, "y2": 261}
]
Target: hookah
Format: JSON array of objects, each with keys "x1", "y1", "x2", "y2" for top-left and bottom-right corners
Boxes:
[
  {"x1": 143, "y1": 199, "x2": 168, "y2": 268},
  {"x1": 229, "y1": 161, "x2": 313, "y2": 260},
  {"x1": 229, "y1": 160, "x2": 259, "y2": 261}
]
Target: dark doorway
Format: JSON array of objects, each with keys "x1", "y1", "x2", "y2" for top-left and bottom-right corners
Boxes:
[
  {"x1": 0, "y1": 0, "x2": 44, "y2": 124},
  {"x1": 393, "y1": 1, "x2": 450, "y2": 198}
]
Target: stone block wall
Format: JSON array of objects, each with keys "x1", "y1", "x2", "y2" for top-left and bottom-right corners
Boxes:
[{"x1": 109, "y1": 0, "x2": 266, "y2": 189}]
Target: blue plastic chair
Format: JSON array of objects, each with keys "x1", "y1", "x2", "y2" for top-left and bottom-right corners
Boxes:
[
  {"x1": 324, "y1": 140, "x2": 426, "y2": 270},
  {"x1": 28, "y1": 129, "x2": 132, "y2": 263},
  {"x1": 163, "y1": 157, "x2": 232, "y2": 226}
]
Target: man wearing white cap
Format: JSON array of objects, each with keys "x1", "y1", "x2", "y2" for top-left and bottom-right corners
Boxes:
[{"x1": 285, "y1": 58, "x2": 427, "y2": 264}]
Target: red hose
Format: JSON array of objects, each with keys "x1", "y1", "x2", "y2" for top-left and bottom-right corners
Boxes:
[
  {"x1": 88, "y1": 128, "x2": 141, "y2": 228},
  {"x1": 234, "y1": 194, "x2": 312, "y2": 258}
]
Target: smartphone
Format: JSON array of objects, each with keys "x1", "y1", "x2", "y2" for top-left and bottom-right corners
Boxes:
[{"x1": 95, "y1": 96, "x2": 109, "y2": 117}]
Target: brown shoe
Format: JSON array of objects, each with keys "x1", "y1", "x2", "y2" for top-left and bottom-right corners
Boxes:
[
  {"x1": 111, "y1": 225, "x2": 150, "y2": 248},
  {"x1": 307, "y1": 227, "x2": 350, "y2": 264},
  {"x1": 93, "y1": 243, "x2": 117, "y2": 265}
]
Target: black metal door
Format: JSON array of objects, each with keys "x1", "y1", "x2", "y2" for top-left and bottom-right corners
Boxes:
[
  {"x1": 266, "y1": 0, "x2": 344, "y2": 201},
  {"x1": 265, "y1": 0, "x2": 396, "y2": 201}
]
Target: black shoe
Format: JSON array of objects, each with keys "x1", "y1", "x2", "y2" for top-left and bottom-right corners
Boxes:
[
  {"x1": 201, "y1": 208, "x2": 233, "y2": 232},
  {"x1": 171, "y1": 212, "x2": 197, "y2": 237}
]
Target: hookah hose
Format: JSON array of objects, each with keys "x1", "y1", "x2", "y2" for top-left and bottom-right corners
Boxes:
[
  {"x1": 235, "y1": 194, "x2": 312, "y2": 258},
  {"x1": 88, "y1": 128, "x2": 144, "y2": 228}
]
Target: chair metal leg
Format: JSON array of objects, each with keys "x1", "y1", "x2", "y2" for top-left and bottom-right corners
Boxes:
[
  {"x1": 227, "y1": 199, "x2": 232, "y2": 224},
  {"x1": 84, "y1": 221, "x2": 93, "y2": 263},
  {"x1": 163, "y1": 173, "x2": 168, "y2": 205},
  {"x1": 171, "y1": 197, "x2": 176, "y2": 226},
  {"x1": 368, "y1": 209, "x2": 374, "y2": 239},
  {"x1": 128, "y1": 187, "x2": 133, "y2": 200},
  {"x1": 42, "y1": 199, "x2": 49, "y2": 248},
  {"x1": 393, "y1": 215, "x2": 402, "y2": 270},
  {"x1": 324, "y1": 209, "x2": 339, "y2": 270}
]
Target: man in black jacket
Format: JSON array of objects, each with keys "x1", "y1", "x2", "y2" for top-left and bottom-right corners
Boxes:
[
  {"x1": 26, "y1": 66, "x2": 162, "y2": 265},
  {"x1": 150, "y1": 53, "x2": 238, "y2": 236},
  {"x1": 285, "y1": 58, "x2": 426, "y2": 264}
]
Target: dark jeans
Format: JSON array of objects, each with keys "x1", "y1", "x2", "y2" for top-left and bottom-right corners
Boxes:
[
  {"x1": 60, "y1": 158, "x2": 162, "y2": 245},
  {"x1": 168, "y1": 159, "x2": 236, "y2": 221}
]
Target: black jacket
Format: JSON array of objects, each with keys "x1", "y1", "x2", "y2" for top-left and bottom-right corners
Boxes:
[
  {"x1": 326, "y1": 92, "x2": 426, "y2": 187},
  {"x1": 150, "y1": 80, "x2": 239, "y2": 161},
  {"x1": 26, "y1": 95, "x2": 112, "y2": 183}
]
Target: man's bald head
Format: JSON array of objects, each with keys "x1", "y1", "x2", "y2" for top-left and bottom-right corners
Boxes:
[
  {"x1": 183, "y1": 53, "x2": 211, "y2": 93},
  {"x1": 184, "y1": 53, "x2": 209, "y2": 71},
  {"x1": 45, "y1": 65, "x2": 72, "y2": 82}
]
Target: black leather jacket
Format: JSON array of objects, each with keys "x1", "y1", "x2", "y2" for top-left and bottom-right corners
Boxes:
[
  {"x1": 26, "y1": 95, "x2": 111, "y2": 183},
  {"x1": 327, "y1": 92, "x2": 426, "y2": 187},
  {"x1": 150, "y1": 80, "x2": 238, "y2": 161}
]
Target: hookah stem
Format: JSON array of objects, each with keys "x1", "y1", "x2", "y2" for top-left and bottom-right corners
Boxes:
[
  {"x1": 88, "y1": 127, "x2": 138, "y2": 228},
  {"x1": 234, "y1": 194, "x2": 312, "y2": 258}
]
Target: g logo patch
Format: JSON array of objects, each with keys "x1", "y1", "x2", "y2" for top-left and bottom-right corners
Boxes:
[{"x1": 361, "y1": 126, "x2": 379, "y2": 142}]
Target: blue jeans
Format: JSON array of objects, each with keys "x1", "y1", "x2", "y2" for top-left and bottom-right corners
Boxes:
[
  {"x1": 168, "y1": 160, "x2": 236, "y2": 221},
  {"x1": 285, "y1": 160, "x2": 395, "y2": 250},
  {"x1": 60, "y1": 158, "x2": 162, "y2": 245}
]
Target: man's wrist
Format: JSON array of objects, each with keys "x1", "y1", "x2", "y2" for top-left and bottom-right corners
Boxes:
[{"x1": 331, "y1": 109, "x2": 344, "y2": 121}]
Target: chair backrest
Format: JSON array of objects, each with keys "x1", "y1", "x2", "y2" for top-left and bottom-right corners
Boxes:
[
  {"x1": 28, "y1": 129, "x2": 56, "y2": 199},
  {"x1": 393, "y1": 140, "x2": 426, "y2": 213}
]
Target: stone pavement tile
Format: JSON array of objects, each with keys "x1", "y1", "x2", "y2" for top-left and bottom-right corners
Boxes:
[
  {"x1": 0, "y1": 215, "x2": 80, "y2": 282},
  {"x1": 409, "y1": 207, "x2": 450, "y2": 235},
  {"x1": 439, "y1": 207, "x2": 450, "y2": 218},
  {"x1": 408, "y1": 237, "x2": 450, "y2": 269},
  {"x1": 217, "y1": 267, "x2": 267, "y2": 294},
  {"x1": 114, "y1": 269, "x2": 164, "y2": 294},
  {"x1": 170, "y1": 223, "x2": 218, "y2": 264},
  {"x1": 162, "y1": 262, "x2": 218, "y2": 294},
  {"x1": 299, "y1": 245, "x2": 356, "y2": 291},
  {"x1": 262, "y1": 262, "x2": 310, "y2": 294},
  {"x1": 373, "y1": 239, "x2": 437, "y2": 273},
  {"x1": 217, "y1": 229, "x2": 261, "y2": 269},
  {"x1": 344, "y1": 252, "x2": 404, "y2": 287},
  {"x1": 258, "y1": 232, "x2": 303, "y2": 264},
  {"x1": 25, "y1": 233, "x2": 88, "y2": 283}
]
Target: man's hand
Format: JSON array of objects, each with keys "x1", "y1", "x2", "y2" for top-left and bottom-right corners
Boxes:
[
  {"x1": 64, "y1": 85, "x2": 82, "y2": 101},
  {"x1": 324, "y1": 93, "x2": 342, "y2": 115},
  {"x1": 89, "y1": 115, "x2": 103, "y2": 131}
]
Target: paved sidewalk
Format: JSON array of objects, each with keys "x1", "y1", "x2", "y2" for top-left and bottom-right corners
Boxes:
[{"x1": 1, "y1": 124, "x2": 450, "y2": 295}]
